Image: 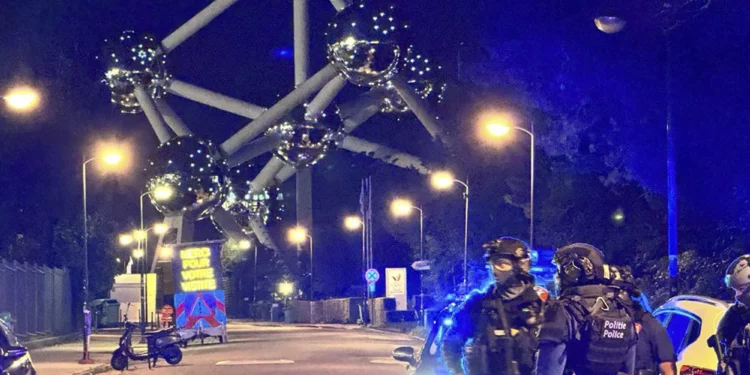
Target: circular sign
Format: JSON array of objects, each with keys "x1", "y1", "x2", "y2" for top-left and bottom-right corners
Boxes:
[{"x1": 365, "y1": 268, "x2": 380, "y2": 284}]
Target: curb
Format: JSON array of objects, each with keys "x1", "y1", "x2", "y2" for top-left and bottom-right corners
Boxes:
[
  {"x1": 24, "y1": 333, "x2": 80, "y2": 350},
  {"x1": 72, "y1": 364, "x2": 111, "y2": 375}
]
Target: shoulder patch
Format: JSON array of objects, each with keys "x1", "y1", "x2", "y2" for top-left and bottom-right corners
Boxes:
[{"x1": 534, "y1": 285, "x2": 550, "y2": 303}]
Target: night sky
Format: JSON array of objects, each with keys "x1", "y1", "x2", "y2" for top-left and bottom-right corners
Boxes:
[{"x1": 1, "y1": 0, "x2": 749, "y2": 294}]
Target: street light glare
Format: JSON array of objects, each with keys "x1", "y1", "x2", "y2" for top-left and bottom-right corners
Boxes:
[
  {"x1": 486, "y1": 123, "x2": 512, "y2": 137},
  {"x1": 132, "y1": 229, "x2": 147, "y2": 241},
  {"x1": 391, "y1": 198, "x2": 414, "y2": 217},
  {"x1": 288, "y1": 226, "x2": 308, "y2": 244},
  {"x1": 344, "y1": 216, "x2": 362, "y2": 231},
  {"x1": 239, "y1": 239, "x2": 252, "y2": 250},
  {"x1": 119, "y1": 234, "x2": 134, "y2": 246},
  {"x1": 278, "y1": 282, "x2": 294, "y2": 296},
  {"x1": 133, "y1": 248, "x2": 145, "y2": 259},
  {"x1": 102, "y1": 153, "x2": 122, "y2": 165},
  {"x1": 431, "y1": 171, "x2": 455, "y2": 190},
  {"x1": 159, "y1": 246, "x2": 173, "y2": 259},
  {"x1": 152, "y1": 185, "x2": 174, "y2": 201},
  {"x1": 152, "y1": 223, "x2": 169, "y2": 235},
  {"x1": 3, "y1": 86, "x2": 40, "y2": 112}
]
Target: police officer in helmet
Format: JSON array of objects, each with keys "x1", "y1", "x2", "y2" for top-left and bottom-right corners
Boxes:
[
  {"x1": 536, "y1": 243, "x2": 637, "y2": 375},
  {"x1": 441, "y1": 237, "x2": 546, "y2": 375},
  {"x1": 715, "y1": 255, "x2": 750, "y2": 375},
  {"x1": 610, "y1": 265, "x2": 676, "y2": 375}
]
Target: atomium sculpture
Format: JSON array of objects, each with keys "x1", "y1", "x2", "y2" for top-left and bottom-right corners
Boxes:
[{"x1": 98, "y1": 0, "x2": 449, "y2": 267}]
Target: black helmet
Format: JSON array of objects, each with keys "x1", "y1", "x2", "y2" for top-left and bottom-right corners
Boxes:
[
  {"x1": 483, "y1": 237, "x2": 533, "y2": 284},
  {"x1": 483, "y1": 237, "x2": 531, "y2": 262},
  {"x1": 553, "y1": 243, "x2": 610, "y2": 288},
  {"x1": 725, "y1": 255, "x2": 750, "y2": 296},
  {"x1": 610, "y1": 265, "x2": 641, "y2": 297}
]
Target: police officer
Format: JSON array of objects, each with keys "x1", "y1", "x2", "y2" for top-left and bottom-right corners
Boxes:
[
  {"x1": 441, "y1": 237, "x2": 545, "y2": 375},
  {"x1": 715, "y1": 255, "x2": 750, "y2": 374},
  {"x1": 536, "y1": 243, "x2": 637, "y2": 375},
  {"x1": 611, "y1": 266, "x2": 676, "y2": 375}
]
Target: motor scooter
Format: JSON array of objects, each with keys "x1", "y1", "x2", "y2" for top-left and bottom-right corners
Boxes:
[{"x1": 110, "y1": 322, "x2": 183, "y2": 370}]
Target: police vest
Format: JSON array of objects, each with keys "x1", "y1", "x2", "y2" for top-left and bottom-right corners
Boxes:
[
  {"x1": 464, "y1": 287, "x2": 543, "y2": 375},
  {"x1": 562, "y1": 286, "x2": 637, "y2": 375}
]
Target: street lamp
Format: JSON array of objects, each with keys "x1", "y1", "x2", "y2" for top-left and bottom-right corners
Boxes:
[
  {"x1": 81, "y1": 144, "x2": 125, "y2": 364},
  {"x1": 119, "y1": 233, "x2": 134, "y2": 246},
  {"x1": 278, "y1": 281, "x2": 294, "y2": 297},
  {"x1": 430, "y1": 171, "x2": 470, "y2": 289},
  {"x1": 482, "y1": 113, "x2": 536, "y2": 249},
  {"x1": 287, "y1": 226, "x2": 314, "y2": 299},
  {"x1": 2, "y1": 86, "x2": 40, "y2": 112},
  {"x1": 344, "y1": 215, "x2": 367, "y2": 300},
  {"x1": 132, "y1": 248, "x2": 145, "y2": 259},
  {"x1": 159, "y1": 246, "x2": 173, "y2": 260},
  {"x1": 390, "y1": 198, "x2": 425, "y2": 324}
]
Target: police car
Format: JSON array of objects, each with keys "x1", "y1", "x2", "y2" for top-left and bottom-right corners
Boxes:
[{"x1": 653, "y1": 295, "x2": 729, "y2": 375}]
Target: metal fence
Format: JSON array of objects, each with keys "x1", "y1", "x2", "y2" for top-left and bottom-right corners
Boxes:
[{"x1": 0, "y1": 260, "x2": 72, "y2": 336}]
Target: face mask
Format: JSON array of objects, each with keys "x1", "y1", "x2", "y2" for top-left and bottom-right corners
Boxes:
[{"x1": 490, "y1": 258, "x2": 516, "y2": 285}]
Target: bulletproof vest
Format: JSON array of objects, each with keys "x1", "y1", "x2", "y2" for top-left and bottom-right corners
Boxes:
[
  {"x1": 463, "y1": 287, "x2": 542, "y2": 375},
  {"x1": 725, "y1": 305, "x2": 750, "y2": 374},
  {"x1": 562, "y1": 285, "x2": 637, "y2": 375}
]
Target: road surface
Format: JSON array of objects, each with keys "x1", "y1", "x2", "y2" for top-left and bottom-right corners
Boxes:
[{"x1": 32, "y1": 323, "x2": 423, "y2": 375}]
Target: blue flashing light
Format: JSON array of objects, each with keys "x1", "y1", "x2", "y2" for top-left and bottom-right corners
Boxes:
[
  {"x1": 272, "y1": 47, "x2": 293, "y2": 59},
  {"x1": 442, "y1": 317, "x2": 453, "y2": 327}
]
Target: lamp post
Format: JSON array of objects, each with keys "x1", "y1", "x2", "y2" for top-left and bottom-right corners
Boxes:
[
  {"x1": 390, "y1": 198, "x2": 424, "y2": 324},
  {"x1": 483, "y1": 117, "x2": 536, "y2": 248},
  {"x1": 288, "y1": 226, "x2": 313, "y2": 299},
  {"x1": 430, "y1": 171, "x2": 470, "y2": 289},
  {"x1": 344, "y1": 216, "x2": 366, "y2": 298},
  {"x1": 80, "y1": 149, "x2": 123, "y2": 364}
]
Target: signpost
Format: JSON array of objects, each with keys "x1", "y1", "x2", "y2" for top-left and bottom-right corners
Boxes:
[
  {"x1": 385, "y1": 268, "x2": 407, "y2": 311},
  {"x1": 365, "y1": 268, "x2": 380, "y2": 284}
]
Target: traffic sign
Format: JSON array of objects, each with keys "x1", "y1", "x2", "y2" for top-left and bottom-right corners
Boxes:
[
  {"x1": 411, "y1": 260, "x2": 431, "y2": 271},
  {"x1": 365, "y1": 268, "x2": 380, "y2": 284}
]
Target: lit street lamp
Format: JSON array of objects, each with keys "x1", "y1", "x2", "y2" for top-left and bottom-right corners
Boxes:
[
  {"x1": 344, "y1": 215, "x2": 367, "y2": 299},
  {"x1": 2, "y1": 86, "x2": 40, "y2": 112},
  {"x1": 278, "y1": 281, "x2": 294, "y2": 297},
  {"x1": 287, "y1": 226, "x2": 314, "y2": 299},
  {"x1": 482, "y1": 114, "x2": 536, "y2": 248},
  {"x1": 159, "y1": 246, "x2": 173, "y2": 260},
  {"x1": 430, "y1": 171, "x2": 470, "y2": 289},
  {"x1": 119, "y1": 233, "x2": 134, "y2": 246},
  {"x1": 390, "y1": 198, "x2": 425, "y2": 324},
  {"x1": 81, "y1": 144, "x2": 125, "y2": 364}
]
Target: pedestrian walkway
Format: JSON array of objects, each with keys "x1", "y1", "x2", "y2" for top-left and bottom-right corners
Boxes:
[{"x1": 31, "y1": 332, "x2": 142, "y2": 375}]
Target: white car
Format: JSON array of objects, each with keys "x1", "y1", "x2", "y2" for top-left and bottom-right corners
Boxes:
[{"x1": 653, "y1": 295, "x2": 729, "y2": 375}]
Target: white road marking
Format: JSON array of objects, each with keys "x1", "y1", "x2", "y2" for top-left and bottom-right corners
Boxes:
[
  {"x1": 369, "y1": 358, "x2": 403, "y2": 365},
  {"x1": 216, "y1": 359, "x2": 295, "y2": 365}
]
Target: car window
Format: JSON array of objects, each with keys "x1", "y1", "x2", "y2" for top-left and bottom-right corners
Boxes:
[
  {"x1": 683, "y1": 319, "x2": 701, "y2": 351},
  {"x1": 654, "y1": 312, "x2": 670, "y2": 325},
  {"x1": 664, "y1": 313, "x2": 691, "y2": 352}
]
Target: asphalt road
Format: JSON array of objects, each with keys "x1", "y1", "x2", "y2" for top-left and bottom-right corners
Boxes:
[{"x1": 33, "y1": 323, "x2": 423, "y2": 375}]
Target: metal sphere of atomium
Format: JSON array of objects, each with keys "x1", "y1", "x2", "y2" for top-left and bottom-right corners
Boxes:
[
  {"x1": 144, "y1": 135, "x2": 227, "y2": 218},
  {"x1": 379, "y1": 45, "x2": 447, "y2": 114},
  {"x1": 218, "y1": 162, "x2": 282, "y2": 229},
  {"x1": 100, "y1": 30, "x2": 168, "y2": 114},
  {"x1": 266, "y1": 114, "x2": 339, "y2": 168},
  {"x1": 325, "y1": 0, "x2": 409, "y2": 86}
]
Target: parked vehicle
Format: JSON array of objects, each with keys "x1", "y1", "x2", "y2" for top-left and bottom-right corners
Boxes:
[
  {"x1": 0, "y1": 319, "x2": 35, "y2": 375},
  {"x1": 653, "y1": 295, "x2": 729, "y2": 375},
  {"x1": 110, "y1": 322, "x2": 183, "y2": 370},
  {"x1": 392, "y1": 300, "x2": 459, "y2": 375}
]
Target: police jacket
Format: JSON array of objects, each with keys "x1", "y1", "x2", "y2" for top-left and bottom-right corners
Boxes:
[
  {"x1": 716, "y1": 303, "x2": 750, "y2": 373},
  {"x1": 441, "y1": 285, "x2": 544, "y2": 375},
  {"x1": 536, "y1": 284, "x2": 636, "y2": 375}
]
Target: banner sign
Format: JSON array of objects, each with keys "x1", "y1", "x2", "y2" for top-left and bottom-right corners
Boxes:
[
  {"x1": 385, "y1": 268, "x2": 408, "y2": 311},
  {"x1": 174, "y1": 290, "x2": 227, "y2": 329},
  {"x1": 171, "y1": 240, "x2": 224, "y2": 293}
]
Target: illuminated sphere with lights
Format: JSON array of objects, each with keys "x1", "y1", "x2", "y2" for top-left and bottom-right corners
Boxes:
[
  {"x1": 325, "y1": 1, "x2": 408, "y2": 86},
  {"x1": 219, "y1": 162, "x2": 281, "y2": 229},
  {"x1": 594, "y1": 16, "x2": 626, "y2": 34},
  {"x1": 144, "y1": 135, "x2": 227, "y2": 218},
  {"x1": 380, "y1": 45, "x2": 446, "y2": 114},
  {"x1": 100, "y1": 30, "x2": 168, "y2": 114},
  {"x1": 266, "y1": 117, "x2": 338, "y2": 168}
]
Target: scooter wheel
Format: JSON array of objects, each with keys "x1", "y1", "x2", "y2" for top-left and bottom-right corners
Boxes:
[
  {"x1": 163, "y1": 345, "x2": 183, "y2": 365},
  {"x1": 110, "y1": 351, "x2": 128, "y2": 371}
]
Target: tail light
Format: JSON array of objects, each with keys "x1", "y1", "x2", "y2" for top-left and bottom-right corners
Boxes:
[{"x1": 680, "y1": 365, "x2": 715, "y2": 375}]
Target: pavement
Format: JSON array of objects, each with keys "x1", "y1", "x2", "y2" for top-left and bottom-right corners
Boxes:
[{"x1": 31, "y1": 322, "x2": 423, "y2": 375}]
